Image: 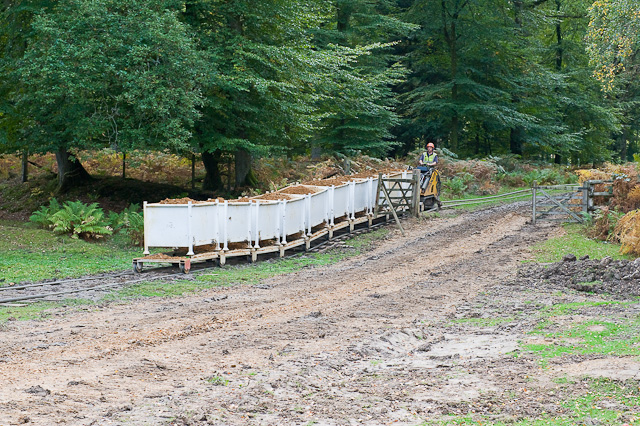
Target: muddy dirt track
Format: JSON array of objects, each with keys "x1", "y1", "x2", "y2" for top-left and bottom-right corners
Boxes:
[{"x1": 0, "y1": 203, "x2": 638, "y2": 425}]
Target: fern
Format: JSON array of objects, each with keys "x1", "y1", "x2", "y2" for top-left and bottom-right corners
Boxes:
[
  {"x1": 104, "y1": 204, "x2": 144, "y2": 245},
  {"x1": 443, "y1": 176, "x2": 468, "y2": 197},
  {"x1": 614, "y1": 210, "x2": 640, "y2": 256},
  {"x1": 123, "y1": 210, "x2": 144, "y2": 246},
  {"x1": 108, "y1": 210, "x2": 122, "y2": 230},
  {"x1": 50, "y1": 201, "x2": 113, "y2": 240},
  {"x1": 29, "y1": 198, "x2": 62, "y2": 228}
]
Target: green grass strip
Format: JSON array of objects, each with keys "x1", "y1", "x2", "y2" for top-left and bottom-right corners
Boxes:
[
  {"x1": 0, "y1": 221, "x2": 143, "y2": 284},
  {"x1": 530, "y1": 223, "x2": 628, "y2": 263}
]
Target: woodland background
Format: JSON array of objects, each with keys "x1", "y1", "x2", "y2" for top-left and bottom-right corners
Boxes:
[{"x1": 1, "y1": 0, "x2": 639, "y2": 192}]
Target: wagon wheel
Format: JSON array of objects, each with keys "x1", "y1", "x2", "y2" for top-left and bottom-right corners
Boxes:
[{"x1": 423, "y1": 196, "x2": 435, "y2": 209}]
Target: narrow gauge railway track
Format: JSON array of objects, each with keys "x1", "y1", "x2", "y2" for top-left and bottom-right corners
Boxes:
[
  {"x1": 0, "y1": 217, "x2": 395, "y2": 306},
  {"x1": 0, "y1": 270, "x2": 179, "y2": 305},
  {"x1": 0, "y1": 191, "x2": 535, "y2": 306}
]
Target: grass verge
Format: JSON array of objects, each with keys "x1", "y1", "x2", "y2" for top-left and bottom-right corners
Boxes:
[
  {"x1": 0, "y1": 298, "x2": 94, "y2": 324},
  {"x1": 0, "y1": 220, "x2": 143, "y2": 284},
  {"x1": 423, "y1": 378, "x2": 640, "y2": 426},
  {"x1": 524, "y1": 300, "x2": 640, "y2": 363},
  {"x1": 530, "y1": 223, "x2": 629, "y2": 262}
]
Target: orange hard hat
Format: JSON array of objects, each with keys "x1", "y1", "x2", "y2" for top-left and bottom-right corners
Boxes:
[{"x1": 426, "y1": 142, "x2": 435, "y2": 149}]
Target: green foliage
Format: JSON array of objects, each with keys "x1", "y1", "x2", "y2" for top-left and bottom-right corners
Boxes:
[
  {"x1": 7, "y1": 0, "x2": 205, "y2": 158},
  {"x1": 0, "y1": 0, "x2": 633, "y2": 190},
  {"x1": 587, "y1": 0, "x2": 640, "y2": 90},
  {"x1": 186, "y1": 0, "x2": 327, "y2": 156},
  {"x1": 522, "y1": 169, "x2": 562, "y2": 186},
  {"x1": 310, "y1": 1, "x2": 415, "y2": 156},
  {"x1": 117, "y1": 205, "x2": 144, "y2": 246},
  {"x1": 29, "y1": 198, "x2": 61, "y2": 228},
  {"x1": 30, "y1": 199, "x2": 144, "y2": 243},
  {"x1": 443, "y1": 173, "x2": 473, "y2": 197},
  {"x1": 49, "y1": 201, "x2": 112, "y2": 240},
  {"x1": 29, "y1": 199, "x2": 112, "y2": 240},
  {"x1": 395, "y1": 0, "x2": 620, "y2": 165}
]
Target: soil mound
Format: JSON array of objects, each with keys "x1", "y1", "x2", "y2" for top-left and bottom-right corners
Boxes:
[
  {"x1": 253, "y1": 192, "x2": 294, "y2": 201},
  {"x1": 515, "y1": 256, "x2": 640, "y2": 298},
  {"x1": 278, "y1": 185, "x2": 320, "y2": 195}
]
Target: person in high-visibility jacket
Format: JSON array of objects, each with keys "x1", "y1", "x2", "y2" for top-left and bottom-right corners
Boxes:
[
  {"x1": 417, "y1": 141, "x2": 442, "y2": 208},
  {"x1": 418, "y1": 142, "x2": 438, "y2": 167}
]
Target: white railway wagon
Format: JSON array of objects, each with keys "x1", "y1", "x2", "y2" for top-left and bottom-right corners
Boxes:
[{"x1": 135, "y1": 172, "x2": 406, "y2": 272}]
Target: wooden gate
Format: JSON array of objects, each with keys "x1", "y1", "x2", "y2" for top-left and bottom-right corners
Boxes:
[
  {"x1": 374, "y1": 170, "x2": 420, "y2": 236},
  {"x1": 532, "y1": 180, "x2": 613, "y2": 224}
]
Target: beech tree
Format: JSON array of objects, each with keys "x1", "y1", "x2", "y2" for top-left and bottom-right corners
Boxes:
[
  {"x1": 586, "y1": 0, "x2": 640, "y2": 160},
  {"x1": 394, "y1": 0, "x2": 619, "y2": 163},
  {"x1": 182, "y1": 0, "x2": 331, "y2": 189},
  {"x1": 183, "y1": 0, "x2": 414, "y2": 190},
  {"x1": 399, "y1": 0, "x2": 544, "y2": 154},
  {"x1": 8, "y1": 0, "x2": 205, "y2": 191}
]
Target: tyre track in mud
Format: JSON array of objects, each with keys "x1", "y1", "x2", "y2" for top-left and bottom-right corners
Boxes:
[{"x1": 0, "y1": 203, "x2": 559, "y2": 425}]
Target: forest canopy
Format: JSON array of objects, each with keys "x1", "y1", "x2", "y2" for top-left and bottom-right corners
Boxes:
[{"x1": 1, "y1": 0, "x2": 638, "y2": 191}]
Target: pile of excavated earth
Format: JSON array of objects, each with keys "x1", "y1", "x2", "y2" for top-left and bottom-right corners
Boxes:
[{"x1": 518, "y1": 255, "x2": 640, "y2": 298}]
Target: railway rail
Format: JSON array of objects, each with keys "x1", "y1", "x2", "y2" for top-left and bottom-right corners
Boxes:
[
  {"x1": 1, "y1": 185, "x2": 571, "y2": 307},
  {"x1": 0, "y1": 216, "x2": 393, "y2": 306}
]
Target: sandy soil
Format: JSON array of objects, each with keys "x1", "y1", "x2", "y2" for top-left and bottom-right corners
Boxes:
[{"x1": 0, "y1": 203, "x2": 638, "y2": 425}]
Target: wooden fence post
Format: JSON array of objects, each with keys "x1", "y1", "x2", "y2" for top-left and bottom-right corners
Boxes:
[
  {"x1": 582, "y1": 181, "x2": 590, "y2": 214},
  {"x1": 411, "y1": 169, "x2": 420, "y2": 217},
  {"x1": 374, "y1": 172, "x2": 383, "y2": 218},
  {"x1": 532, "y1": 181, "x2": 537, "y2": 225}
]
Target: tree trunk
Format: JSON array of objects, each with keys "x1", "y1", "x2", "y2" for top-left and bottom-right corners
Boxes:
[
  {"x1": 510, "y1": 127, "x2": 524, "y2": 156},
  {"x1": 235, "y1": 148, "x2": 257, "y2": 188},
  {"x1": 21, "y1": 150, "x2": 28, "y2": 183},
  {"x1": 337, "y1": 1, "x2": 353, "y2": 33},
  {"x1": 553, "y1": 0, "x2": 564, "y2": 164},
  {"x1": 618, "y1": 126, "x2": 629, "y2": 162},
  {"x1": 55, "y1": 149, "x2": 91, "y2": 192},
  {"x1": 202, "y1": 150, "x2": 224, "y2": 191},
  {"x1": 513, "y1": 0, "x2": 523, "y2": 27},
  {"x1": 555, "y1": 2, "x2": 563, "y2": 72},
  {"x1": 509, "y1": 0, "x2": 526, "y2": 157},
  {"x1": 191, "y1": 153, "x2": 196, "y2": 190},
  {"x1": 311, "y1": 145, "x2": 323, "y2": 160},
  {"x1": 554, "y1": 153, "x2": 562, "y2": 165},
  {"x1": 442, "y1": 0, "x2": 460, "y2": 152}
]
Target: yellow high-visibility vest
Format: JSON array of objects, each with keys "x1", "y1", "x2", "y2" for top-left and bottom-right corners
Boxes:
[{"x1": 422, "y1": 152, "x2": 437, "y2": 163}]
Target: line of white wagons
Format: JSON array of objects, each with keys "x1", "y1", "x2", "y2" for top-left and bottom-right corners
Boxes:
[{"x1": 135, "y1": 171, "x2": 409, "y2": 272}]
